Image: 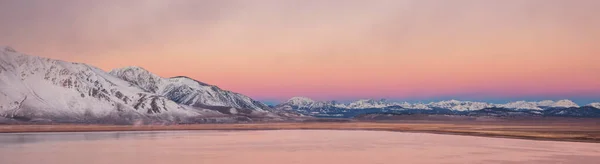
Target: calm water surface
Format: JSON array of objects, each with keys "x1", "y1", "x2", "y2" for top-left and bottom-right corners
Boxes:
[{"x1": 0, "y1": 130, "x2": 599, "y2": 164}]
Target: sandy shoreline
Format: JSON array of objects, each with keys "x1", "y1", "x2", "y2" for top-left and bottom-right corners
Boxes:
[{"x1": 2, "y1": 122, "x2": 600, "y2": 143}]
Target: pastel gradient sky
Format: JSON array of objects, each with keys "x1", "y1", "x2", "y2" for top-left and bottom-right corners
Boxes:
[{"x1": 1, "y1": 0, "x2": 599, "y2": 104}]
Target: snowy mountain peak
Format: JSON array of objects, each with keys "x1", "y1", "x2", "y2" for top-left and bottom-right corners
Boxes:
[
  {"x1": 112, "y1": 65, "x2": 145, "y2": 71},
  {"x1": 432, "y1": 100, "x2": 465, "y2": 105},
  {"x1": 552, "y1": 99, "x2": 579, "y2": 108},
  {"x1": 536, "y1": 100, "x2": 556, "y2": 107},
  {"x1": 0, "y1": 50, "x2": 206, "y2": 123},
  {"x1": 428, "y1": 100, "x2": 493, "y2": 111},
  {"x1": 405, "y1": 103, "x2": 432, "y2": 110},
  {"x1": 286, "y1": 97, "x2": 316, "y2": 105},
  {"x1": 110, "y1": 66, "x2": 271, "y2": 112},
  {"x1": 109, "y1": 66, "x2": 156, "y2": 78},
  {"x1": 347, "y1": 99, "x2": 390, "y2": 109},
  {"x1": 351, "y1": 99, "x2": 376, "y2": 104},
  {"x1": 278, "y1": 97, "x2": 347, "y2": 110},
  {"x1": 275, "y1": 96, "x2": 600, "y2": 118},
  {"x1": 1, "y1": 49, "x2": 290, "y2": 123},
  {"x1": 489, "y1": 100, "x2": 579, "y2": 110},
  {"x1": 277, "y1": 97, "x2": 587, "y2": 113},
  {"x1": 1, "y1": 46, "x2": 16, "y2": 53},
  {"x1": 586, "y1": 103, "x2": 600, "y2": 109},
  {"x1": 498, "y1": 101, "x2": 543, "y2": 110}
]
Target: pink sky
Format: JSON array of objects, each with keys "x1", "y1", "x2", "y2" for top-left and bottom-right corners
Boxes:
[{"x1": 1, "y1": 0, "x2": 599, "y2": 103}]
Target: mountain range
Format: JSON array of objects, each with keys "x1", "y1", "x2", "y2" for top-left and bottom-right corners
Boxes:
[
  {"x1": 275, "y1": 97, "x2": 600, "y2": 118},
  {"x1": 1, "y1": 45, "x2": 599, "y2": 124}
]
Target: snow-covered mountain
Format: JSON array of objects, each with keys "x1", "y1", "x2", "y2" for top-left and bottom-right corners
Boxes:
[
  {"x1": 276, "y1": 97, "x2": 344, "y2": 112},
  {"x1": 396, "y1": 102, "x2": 432, "y2": 110},
  {"x1": 278, "y1": 97, "x2": 432, "y2": 111},
  {"x1": 543, "y1": 99, "x2": 579, "y2": 108},
  {"x1": 427, "y1": 100, "x2": 494, "y2": 111},
  {"x1": 497, "y1": 101, "x2": 543, "y2": 110},
  {"x1": 497, "y1": 100, "x2": 579, "y2": 110},
  {"x1": 587, "y1": 103, "x2": 600, "y2": 109},
  {"x1": 109, "y1": 66, "x2": 271, "y2": 112},
  {"x1": 283, "y1": 97, "x2": 317, "y2": 109},
  {"x1": 0, "y1": 46, "x2": 221, "y2": 123},
  {"x1": 0, "y1": 46, "x2": 293, "y2": 123},
  {"x1": 346, "y1": 99, "x2": 392, "y2": 109},
  {"x1": 278, "y1": 97, "x2": 498, "y2": 112}
]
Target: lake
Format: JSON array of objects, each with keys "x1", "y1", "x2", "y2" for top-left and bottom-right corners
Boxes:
[{"x1": 1, "y1": 130, "x2": 599, "y2": 164}]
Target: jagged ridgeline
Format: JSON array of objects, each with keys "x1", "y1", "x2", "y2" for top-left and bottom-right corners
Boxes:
[
  {"x1": 276, "y1": 97, "x2": 600, "y2": 118},
  {"x1": 0, "y1": 46, "x2": 298, "y2": 124}
]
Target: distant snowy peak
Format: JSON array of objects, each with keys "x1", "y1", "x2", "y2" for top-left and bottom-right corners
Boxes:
[
  {"x1": 1, "y1": 46, "x2": 16, "y2": 53},
  {"x1": 346, "y1": 99, "x2": 391, "y2": 109},
  {"x1": 285, "y1": 97, "x2": 316, "y2": 107},
  {"x1": 548, "y1": 100, "x2": 579, "y2": 108},
  {"x1": 397, "y1": 102, "x2": 432, "y2": 110},
  {"x1": 428, "y1": 100, "x2": 494, "y2": 111},
  {"x1": 281, "y1": 98, "x2": 495, "y2": 111},
  {"x1": 536, "y1": 100, "x2": 556, "y2": 107},
  {"x1": 281, "y1": 97, "x2": 342, "y2": 109},
  {"x1": 586, "y1": 103, "x2": 600, "y2": 109},
  {"x1": 1, "y1": 49, "x2": 288, "y2": 123},
  {"x1": 498, "y1": 100, "x2": 579, "y2": 110},
  {"x1": 345, "y1": 99, "x2": 431, "y2": 110},
  {"x1": 498, "y1": 101, "x2": 543, "y2": 110},
  {"x1": 277, "y1": 97, "x2": 585, "y2": 112}
]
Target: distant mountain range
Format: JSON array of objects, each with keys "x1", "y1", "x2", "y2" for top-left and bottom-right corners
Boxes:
[
  {"x1": 275, "y1": 97, "x2": 600, "y2": 118},
  {"x1": 0, "y1": 46, "x2": 298, "y2": 124}
]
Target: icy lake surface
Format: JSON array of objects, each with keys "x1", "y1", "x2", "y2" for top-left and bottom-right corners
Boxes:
[{"x1": 1, "y1": 130, "x2": 599, "y2": 164}]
